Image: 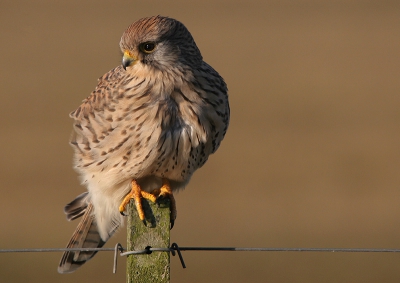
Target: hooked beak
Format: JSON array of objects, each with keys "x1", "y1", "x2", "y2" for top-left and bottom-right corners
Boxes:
[{"x1": 122, "y1": 51, "x2": 137, "y2": 70}]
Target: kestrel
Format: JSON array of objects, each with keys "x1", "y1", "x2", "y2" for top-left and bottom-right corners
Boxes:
[{"x1": 58, "y1": 15, "x2": 229, "y2": 273}]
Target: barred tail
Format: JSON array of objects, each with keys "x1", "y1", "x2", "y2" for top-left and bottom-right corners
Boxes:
[{"x1": 58, "y1": 193, "x2": 116, "y2": 273}]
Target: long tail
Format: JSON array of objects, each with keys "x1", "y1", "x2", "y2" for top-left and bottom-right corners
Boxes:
[{"x1": 58, "y1": 192, "x2": 116, "y2": 273}]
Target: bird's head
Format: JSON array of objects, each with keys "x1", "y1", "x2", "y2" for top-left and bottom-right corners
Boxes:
[{"x1": 120, "y1": 16, "x2": 202, "y2": 72}]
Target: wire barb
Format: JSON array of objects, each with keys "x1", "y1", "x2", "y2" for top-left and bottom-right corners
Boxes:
[
  {"x1": 113, "y1": 243, "x2": 124, "y2": 274},
  {"x1": 112, "y1": 243, "x2": 187, "y2": 273},
  {"x1": 171, "y1": 243, "x2": 186, "y2": 268}
]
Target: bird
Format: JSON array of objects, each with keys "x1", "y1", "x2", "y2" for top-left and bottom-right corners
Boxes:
[{"x1": 58, "y1": 15, "x2": 230, "y2": 273}]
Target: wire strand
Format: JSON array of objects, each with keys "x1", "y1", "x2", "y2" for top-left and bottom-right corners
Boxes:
[
  {"x1": 2, "y1": 246, "x2": 400, "y2": 253},
  {"x1": 3, "y1": 244, "x2": 400, "y2": 273},
  {"x1": 0, "y1": 248, "x2": 116, "y2": 253}
]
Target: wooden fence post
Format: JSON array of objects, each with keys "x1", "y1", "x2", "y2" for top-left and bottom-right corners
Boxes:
[{"x1": 126, "y1": 198, "x2": 171, "y2": 283}]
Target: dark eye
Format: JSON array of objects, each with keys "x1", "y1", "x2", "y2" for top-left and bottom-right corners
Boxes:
[{"x1": 140, "y1": 42, "x2": 156, "y2": 53}]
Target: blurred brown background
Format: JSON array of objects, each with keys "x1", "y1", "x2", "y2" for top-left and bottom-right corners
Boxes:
[{"x1": 1, "y1": 0, "x2": 400, "y2": 282}]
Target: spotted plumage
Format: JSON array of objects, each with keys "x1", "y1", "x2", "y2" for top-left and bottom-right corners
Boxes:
[{"x1": 58, "y1": 15, "x2": 229, "y2": 273}]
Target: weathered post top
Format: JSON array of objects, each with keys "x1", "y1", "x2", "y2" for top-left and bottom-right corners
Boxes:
[{"x1": 126, "y1": 198, "x2": 171, "y2": 283}]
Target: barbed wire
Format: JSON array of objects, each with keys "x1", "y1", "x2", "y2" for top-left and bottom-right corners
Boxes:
[
  {"x1": 2, "y1": 243, "x2": 400, "y2": 273},
  {"x1": 3, "y1": 245, "x2": 400, "y2": 254}
]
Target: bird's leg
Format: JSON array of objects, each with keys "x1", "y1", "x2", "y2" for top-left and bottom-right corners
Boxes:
[
  {"x1": 119, "y1": 180, "x2": 157, "y2": 221},
  {"x1": 152, "y1": 178, "x2": 177, "y2": 228}
]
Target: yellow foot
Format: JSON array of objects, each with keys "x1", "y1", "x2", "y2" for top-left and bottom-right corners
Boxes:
[
  {"x1": 119, "y1": 180, "x2": 157, "y2": 221},
  {"x1": 153, "y1": 179, "x2": 177, "y2": 228}
]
